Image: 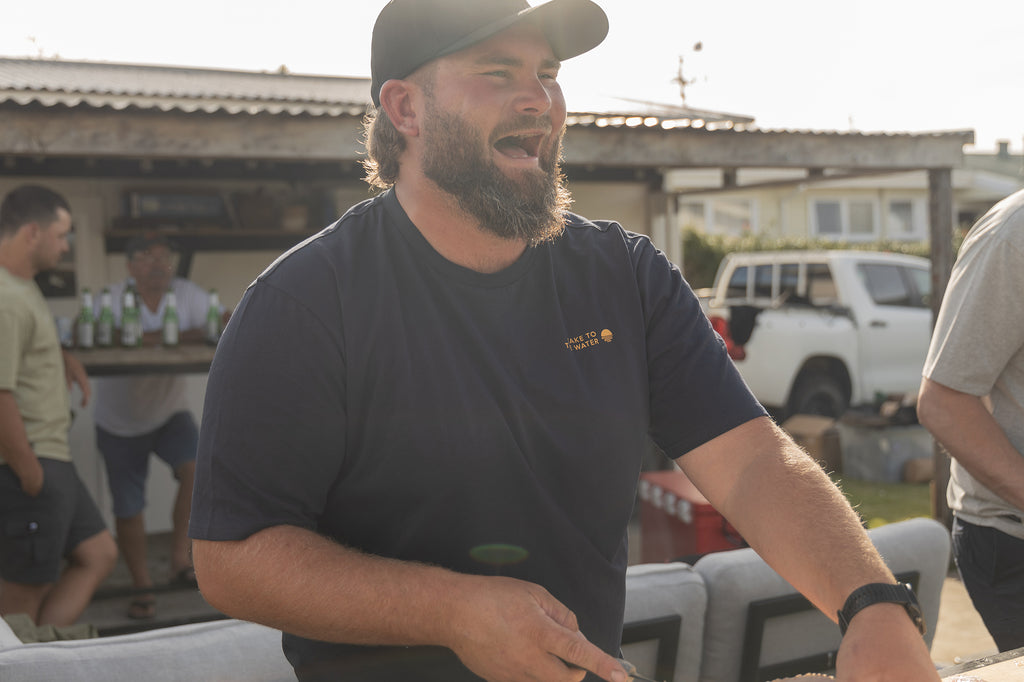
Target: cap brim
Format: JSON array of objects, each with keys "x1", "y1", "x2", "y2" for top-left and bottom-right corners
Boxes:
[{"x1": 435, "y1": 0, "x2": 608, "y2": 68}]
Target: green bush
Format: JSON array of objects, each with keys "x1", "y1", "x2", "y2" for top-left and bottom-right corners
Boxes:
[{"x1": 681, "y1": 229, "x2": 936, "y2": 289}]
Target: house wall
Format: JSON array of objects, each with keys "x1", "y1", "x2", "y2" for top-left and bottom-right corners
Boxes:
[
  {"x1": 570, "y1": 181, "x2": 650, "y2": 234},
  {"x1": 667, "y1": 165, "x2": 1022, "y2": 252},
  {"x1": 666, "y1": 169, "x2": 965, "y2": 246},
  {"x1": 1, "y1": 175, "x2": 657, "y2": 535}
]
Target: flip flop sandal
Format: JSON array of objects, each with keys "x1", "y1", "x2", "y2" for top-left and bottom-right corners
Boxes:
[
  {"x1": 171, "y1": 566, "x2": 198, "y2": 588},
  {"x1": 127, "y1": 595, "x2": 156, "y2": 620}
]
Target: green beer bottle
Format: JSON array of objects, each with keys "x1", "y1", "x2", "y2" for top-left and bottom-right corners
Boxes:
[
  {"x1": 162, "y1": 290, "x2": 179, "y2": 347},
  {"x1": 76, "y1": 288, "x2": 95, "y2": 349},
  {"x1": 205, "y1": 289, "x2": 222, "y2": 345},
  {"x1": 96, "y1": 288, "x2": 115, "y2": 347},
  {"x1": 121, "y1": 289, "x2": 142, "y2": 347}
]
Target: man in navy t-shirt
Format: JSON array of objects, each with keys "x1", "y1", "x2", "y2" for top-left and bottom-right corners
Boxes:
[{"x1": 189, "y1": 2, "x2": 939, "y2": 681}]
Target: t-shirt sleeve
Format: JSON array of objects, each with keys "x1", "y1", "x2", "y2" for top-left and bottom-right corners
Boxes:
[
  {"x1": 628, "y1": 234, "x2": 766, "y2": 458},
  {"x1": 0, "y1": 307, "x2": 24, "y2": 391},
  {"x1": 924, "y1": 236, "x2": 1024, "y2": 396},
  {"x1": 189, "y1": 279, "x2": 347, "y2": 541}
]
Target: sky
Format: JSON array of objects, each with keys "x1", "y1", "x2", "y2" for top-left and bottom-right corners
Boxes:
[{"x1": 3, "y1": 0, "x2": 1022, "y2": 153}]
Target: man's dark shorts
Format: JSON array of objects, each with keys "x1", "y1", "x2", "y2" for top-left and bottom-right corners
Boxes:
[
  {"x1": 952, "y1": 516, "x2": 1024, "y2": 652},
  {"x1": 0, "y1": 458, "x2": 108, "y2": 584},
  {"x1": 96, "y1": 410, "x2": 198, "y2": 519}
]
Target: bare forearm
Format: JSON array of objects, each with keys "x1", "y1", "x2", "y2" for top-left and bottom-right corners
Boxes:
[
  {"x1": 682, "y1": 418, "x2": 891, "y2": 617},
  {"x1": 192, "y1": 525, "x2": 628, "y2": 682},
  {"x1": 918, "y1": 377, "x2": 1024, "y2": 510},
  {"x1": 681, "y1": 417, "x2": 937, "y2": 681},
  {"x1": 61, "y1": 350, "x2": 90, "y2": 406},
  {"x1": 193, "y1": 525, "x2": 464, "y2": 647}
]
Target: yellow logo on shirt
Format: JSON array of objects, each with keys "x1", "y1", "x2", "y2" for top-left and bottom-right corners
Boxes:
[{"x1": 564, "y1": 329, "x2": 614, "y2": 352}]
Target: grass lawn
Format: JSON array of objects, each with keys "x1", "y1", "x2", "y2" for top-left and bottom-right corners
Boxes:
[{"x1": 832, "y1": 476, "x2": 934, "y2": 528}]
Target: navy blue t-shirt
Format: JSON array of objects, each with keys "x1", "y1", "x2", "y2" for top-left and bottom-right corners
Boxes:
[{"x1": 190, "y1": 189, "x2": 764, "y2": 680}]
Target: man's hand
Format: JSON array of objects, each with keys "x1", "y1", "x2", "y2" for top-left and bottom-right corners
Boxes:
[
  {"x1": 62, "y1": 350, "x2": 91, "y2": 406},
  {"x1": 0, "y1": 390, "x2": 44, "y2": 496},
  {"x1": 835, "y1": 603, "x2": 940, "y2": 681},
  {"x1": 15, "y1": 456, "x2": 45, "y2": 497},
  {"x1": 446, "y1": 575, "x2": 627, "y2": 682},
  {"x1": 196, "y1": 529, "x2": 629, "y2": 681}
]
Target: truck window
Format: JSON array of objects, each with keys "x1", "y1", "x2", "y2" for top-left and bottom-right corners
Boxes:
[
  {"x1": 906, "y1": 266, "x2": 931, "y2": 307},
  {"x1": 726, "y1": 266, "x2": 748, "y2": 299},
  {"x1": 807, "y1": 264, "x2": 838, "y2": 306},
  {"x1": 858, "y1": 263, "x2": 915, "y2": 307},
  {"x1": 754, "y1": 265, "x2": 773, "y2": 298},
  {"x1": 779, "y1": 263, "x2": 802, "y2": 303}
]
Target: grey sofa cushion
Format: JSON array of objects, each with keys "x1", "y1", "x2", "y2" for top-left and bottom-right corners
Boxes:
[
  {"x1": 694, "y1": 517, "x2": 950, "y2": 682},
  {"x1": 0, "y1": 618, "x2": 294, "y2": 682},
  {"x1": 623, "y1": 561, "x2": 707, "y2": 682},
  {"x1": 0, "y1": 616, "x2": 22, "y2": 648}
]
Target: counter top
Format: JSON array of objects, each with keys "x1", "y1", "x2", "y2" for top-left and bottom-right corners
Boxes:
[{"x1": 74, "y1": 344, "x2": 217, "y2": 376}]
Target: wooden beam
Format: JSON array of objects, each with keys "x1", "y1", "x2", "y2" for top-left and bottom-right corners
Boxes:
[
  {"x1": 2, "y1": 106, "x2": 974, "y2": 172},
  {"x1": 927, "y1": 167, "x2": 955, "y2": 528},
  {"x1": 671, "y1": 168, "x2": 914, "y2": 196},
  {"x1": 562, "y1": 126, "x2": 973, "y2": 170},
  {"x1": 0, "y1": 108, "x2": 366, "y2": 161}
]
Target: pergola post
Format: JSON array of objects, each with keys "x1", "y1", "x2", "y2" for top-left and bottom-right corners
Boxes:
[{"x1": 927, "y1": 167, "x2": 955, "y2": 528}]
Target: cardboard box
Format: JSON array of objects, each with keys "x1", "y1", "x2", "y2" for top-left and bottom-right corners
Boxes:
[
  {"x1": 781, "y1": 414, "x2": 842, "y2": 473},
  {"x1": 902, "y1": 456, "x2": 934, "y2": 484},
  {"x1": 638, "y1": 470, "x2": 745, "y2": 563}
]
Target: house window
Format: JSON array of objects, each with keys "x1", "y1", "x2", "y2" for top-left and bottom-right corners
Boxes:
[
  {"x1": 886, "y1": 199, "x2": 924, "y2": 240},
  {"x1": 714, "y1": 198, "x2": 754, "y2": 236},
  {"x1": 811, "y1": 199, "x2": 878, "y2": 241},
  {"x1": 677, "y1": 197, "x2": 754, "y2": 237},
  {"x1": 678, "y1": 201, "x2": 706, "y2": 232},
  {"x1": 849, "y1": 201, "x2": 875, "y2": 236},
  {"x1": 814, "y1": 201, "x2": 842, "y2": 236}
]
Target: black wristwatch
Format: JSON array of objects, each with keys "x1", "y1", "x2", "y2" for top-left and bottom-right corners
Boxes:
[{"x1": 837, "y1": 582, "x2": 926, "y2": 636}]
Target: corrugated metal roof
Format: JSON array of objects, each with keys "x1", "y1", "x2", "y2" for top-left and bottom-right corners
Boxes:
[
  {"x1": 0, "y1": 57, "x2": 371, "y2": 116},
  {"x1": 0, "y1": 56, "x2": 759, "y2": 128},
  {"x1": 0, "y1": 57, "x2": 976, "y2": 143}
]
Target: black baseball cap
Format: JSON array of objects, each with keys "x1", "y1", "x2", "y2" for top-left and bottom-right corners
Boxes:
[{"x1": 370, "y1": 0, "x2": 609, "y2": 107}]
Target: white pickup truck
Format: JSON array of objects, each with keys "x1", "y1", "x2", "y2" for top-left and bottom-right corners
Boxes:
[{"x1": 697, "y1": 250, "x2": 932, "y2": 419}]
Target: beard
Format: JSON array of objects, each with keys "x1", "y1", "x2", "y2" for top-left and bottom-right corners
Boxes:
[{"x1": 420, "y1": 100, "x2": 572, "y2": 246}]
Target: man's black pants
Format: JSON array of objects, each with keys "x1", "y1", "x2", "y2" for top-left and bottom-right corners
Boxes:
[{"x1": 952, "y1": 517, "x2": 1024, "y2": 652}]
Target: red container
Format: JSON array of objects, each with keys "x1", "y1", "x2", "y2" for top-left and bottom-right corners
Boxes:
[{"x1": 638, "y1": 470, "x2": 745, "y2": 562}]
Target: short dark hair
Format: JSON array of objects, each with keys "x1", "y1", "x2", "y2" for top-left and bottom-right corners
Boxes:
[{"x1": 0, "y1": 185, "x2": 71, "y2": 238}]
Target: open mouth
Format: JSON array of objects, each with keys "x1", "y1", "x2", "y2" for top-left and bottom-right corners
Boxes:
[{"x1": 494, "y1": 133, "x2": 544, "y2": 159}]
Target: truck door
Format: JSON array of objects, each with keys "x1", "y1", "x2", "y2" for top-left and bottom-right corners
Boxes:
[{"x1": 854, "y1": 263, "x2": 932, "y2": 399}]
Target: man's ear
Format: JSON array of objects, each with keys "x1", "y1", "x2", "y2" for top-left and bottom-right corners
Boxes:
[
  {"x1": 20, "y1": 221, "x2": 41, "y2": 244},
  {"x1": 379, "y1": 79, "x2": 421, "y2": 137}
]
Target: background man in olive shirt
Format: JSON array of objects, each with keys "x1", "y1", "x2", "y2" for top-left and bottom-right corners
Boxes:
[{"x1": 0, "y1": 185, "x2": 117, "y2": 626}]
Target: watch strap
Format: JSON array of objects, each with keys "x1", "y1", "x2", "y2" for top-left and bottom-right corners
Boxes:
[{"x1": 837, "y1": 582, "x2": 926, "y2": 636}]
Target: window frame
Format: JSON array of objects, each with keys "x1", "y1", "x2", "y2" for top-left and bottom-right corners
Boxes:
[{"x1": 810, "y1": 197, "x2": 881, "y2": 242}]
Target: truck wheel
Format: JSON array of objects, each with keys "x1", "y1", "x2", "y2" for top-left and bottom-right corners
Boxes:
[{"x1": 788, "y1": 374, "x2": 848, "y2": 418}]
